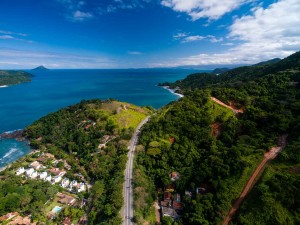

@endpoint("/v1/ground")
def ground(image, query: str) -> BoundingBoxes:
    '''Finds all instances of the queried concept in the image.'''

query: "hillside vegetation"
[0,99,150,224]
[0,70,33,86]
[137,51,300,225]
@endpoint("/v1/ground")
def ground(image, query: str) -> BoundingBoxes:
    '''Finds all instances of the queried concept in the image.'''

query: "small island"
[32,65,49,71]
[0,70,33,87]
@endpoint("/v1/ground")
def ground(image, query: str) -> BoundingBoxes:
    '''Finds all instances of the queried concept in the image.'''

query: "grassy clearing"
[113,109,148,130]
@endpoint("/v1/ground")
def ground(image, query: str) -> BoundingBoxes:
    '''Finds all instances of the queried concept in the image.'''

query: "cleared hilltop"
[0,70,33,86]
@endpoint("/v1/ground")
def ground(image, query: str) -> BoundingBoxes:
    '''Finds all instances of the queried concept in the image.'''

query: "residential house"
[62,217,72,225]
[196,187,206,195]
[165,184,175,192]
[7,215,36,225]
[170,172,180,181]
[16,167,25,175]
[164,191,172,201]
[173,201,183,210]
[162,207,178,218]
[57,193,76,206]
[77,216,88,225]
[36,157,47,163]
[29,161,42,170]
[160,201,170,207]
[174,193,181,202]
[98,143,106,150]
[0,212,19,222]
[26,168,34,177]
[45,174,52,182]
[49,168,66,177]
[52,175,62,184]
[77,182,86,192]
[44,153,55,159]
[70,180,77,188]
[39,171,48,180]
[185,190,192,197]
[61,178,70,188]
[30,171,38,179]
[102,135,111,143]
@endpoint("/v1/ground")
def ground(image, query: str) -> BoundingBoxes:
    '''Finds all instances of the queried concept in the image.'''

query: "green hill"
[160,51,300,92]
[0,70,33,86]
[136,51,300,225]
[0,99,150,224]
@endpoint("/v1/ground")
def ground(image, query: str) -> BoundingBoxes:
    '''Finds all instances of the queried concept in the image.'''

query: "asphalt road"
[122,116,150,225]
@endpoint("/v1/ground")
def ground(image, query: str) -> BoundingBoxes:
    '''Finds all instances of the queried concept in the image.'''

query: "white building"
[30,171,38,179]
[16,167,25,175]
[26,168,34,176]
[52,175,62,184]
[69,180,78,191]
[61,178,70,188]
[45,175,52,182]
[78,182,86,192]
[39,171,48,180]
[70,180,77,188]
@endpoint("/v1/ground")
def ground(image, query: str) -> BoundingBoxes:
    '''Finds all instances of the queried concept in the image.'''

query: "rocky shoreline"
[0,130,26,141]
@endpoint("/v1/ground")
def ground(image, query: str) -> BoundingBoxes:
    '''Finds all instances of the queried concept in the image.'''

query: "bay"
[0,68,203,167]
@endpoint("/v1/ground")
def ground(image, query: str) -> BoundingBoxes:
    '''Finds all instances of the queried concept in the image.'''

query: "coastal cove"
[0,69,204,167]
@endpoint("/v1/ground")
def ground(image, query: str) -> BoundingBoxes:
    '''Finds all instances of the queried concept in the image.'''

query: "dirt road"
[222,135,288,225]
[211,97,243,114]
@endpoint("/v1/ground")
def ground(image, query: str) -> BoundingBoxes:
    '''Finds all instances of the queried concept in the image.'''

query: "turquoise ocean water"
[0,69,203,167]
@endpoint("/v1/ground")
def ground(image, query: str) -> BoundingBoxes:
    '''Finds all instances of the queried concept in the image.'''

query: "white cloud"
[0,33,33,43]
[173,32,188,40]
[207,35,223,43]
[128,51,143,55]
[155,0,300,67]
[71,10,93,21]
[174,33,223,43]
[55,0,94,22]
[161,0,252,20]
[182,35,205,43]
[0,30,27,37]
[0,35,14,40]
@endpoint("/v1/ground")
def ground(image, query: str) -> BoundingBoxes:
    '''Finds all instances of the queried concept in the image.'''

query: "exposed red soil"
[211,97,244,114]
[222,134,288,225]
[211,122,222,137]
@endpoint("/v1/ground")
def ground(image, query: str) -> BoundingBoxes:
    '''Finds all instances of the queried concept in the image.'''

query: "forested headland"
[0,99,150,224]
[135,51,300,225]
[0,70,33,86]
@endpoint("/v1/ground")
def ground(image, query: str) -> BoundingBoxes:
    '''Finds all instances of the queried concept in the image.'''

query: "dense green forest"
[0,70,33,86]
[136,51,300,224]
[0,99,150,224]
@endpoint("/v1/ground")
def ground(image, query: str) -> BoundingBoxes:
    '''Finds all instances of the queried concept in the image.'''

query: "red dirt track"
[222,135,288,225]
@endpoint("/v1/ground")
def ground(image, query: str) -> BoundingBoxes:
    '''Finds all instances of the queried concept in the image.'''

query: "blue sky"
[0,0,299,69]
